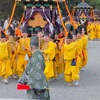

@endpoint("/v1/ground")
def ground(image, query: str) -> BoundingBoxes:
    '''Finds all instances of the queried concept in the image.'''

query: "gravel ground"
[0,41,100,100]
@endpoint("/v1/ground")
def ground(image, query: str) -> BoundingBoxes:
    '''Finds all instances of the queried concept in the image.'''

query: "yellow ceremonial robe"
[82,35,88,67]
[88,23,96,40]
[54,42,63,78]
[59,38,65,73]
[0,41,12,79]
[17,37,30,77]
[64,42,79,83]
[76,38,84,72]
[97,24,100,39]
[41,41,56,80]
[8,39,19,76]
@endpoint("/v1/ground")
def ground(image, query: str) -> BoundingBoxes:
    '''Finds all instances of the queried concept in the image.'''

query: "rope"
[18,13,24,29]
[56,0,68,37]
[90,8,95,20]
[92,9,95,20]
[63,0,77,29]
[71,8,75,17]
[4,0,17,33]
[43,8,54,34]
[90,9,93,17]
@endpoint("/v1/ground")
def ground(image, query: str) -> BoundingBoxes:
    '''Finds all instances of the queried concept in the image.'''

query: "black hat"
[73,29,78,35]
[8,27,14,36]
[65,17,70,22]
[70,25,74,32]
[50,33,54,39]
[50,30,59,39]
[67,32,73,39]
[44,30,49,36]
[78,25,86,34]
[27,26,33,34]
[77,25,82,34]
[30,36,39,47]
[35,26,42,34]
[32,28,35,33]
[1,31,6,38]
[66,24,74,32]
[66,24,71,30]
[29,27,35,34]
[27,27,35,37]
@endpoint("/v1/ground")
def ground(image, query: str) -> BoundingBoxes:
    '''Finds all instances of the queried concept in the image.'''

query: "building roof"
[94,9,100,13]
[94,9,100,17]
[15,0,61,2]
[76,1,92,9]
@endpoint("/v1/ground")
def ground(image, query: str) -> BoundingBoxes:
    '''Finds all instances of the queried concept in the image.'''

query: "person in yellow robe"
[64,33,79,86]
[76,32,83,72]
[88,20,96,40]
[94,20,98,39]
[17,29,30,78]
[76,25,88,71]
[53,31,61,79]
[7,27,19,78]
[41,31,56,81]
[97,20,100,39]
[0,31,12,84]
[54,30,65,79]
[11,38,20,78]
[59,29,65,74]
[81,28,88,68]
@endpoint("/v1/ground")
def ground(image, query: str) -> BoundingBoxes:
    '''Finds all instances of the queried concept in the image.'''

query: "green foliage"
[15,2,24,20]
[67,0,100,9]
[0,0,24,20]
[59,0,100,16]
[0,0,100,20]
[89,0,100,9]
[0,0,14,19]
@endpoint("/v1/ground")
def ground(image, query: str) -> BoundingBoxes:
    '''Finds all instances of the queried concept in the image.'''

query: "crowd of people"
[0,16,89,99]
[0,17,88,87]
[87,19,100,40]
